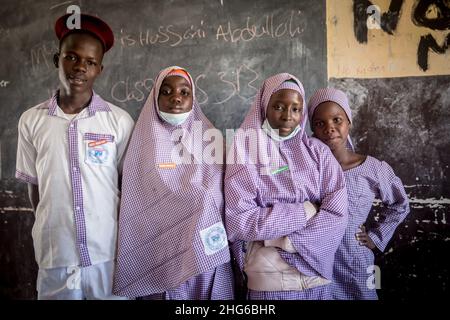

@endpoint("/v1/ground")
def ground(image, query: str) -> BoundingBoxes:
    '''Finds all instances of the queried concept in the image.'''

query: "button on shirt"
[16,92,134,269]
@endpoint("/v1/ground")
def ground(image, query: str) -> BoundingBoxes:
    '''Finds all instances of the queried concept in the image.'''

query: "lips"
[164,106,185,113]
[325,136,340,143]
[68,74,87,85]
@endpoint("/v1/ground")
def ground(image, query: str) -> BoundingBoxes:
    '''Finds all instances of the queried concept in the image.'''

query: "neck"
[331,146,353,167]
[58,89,93,114]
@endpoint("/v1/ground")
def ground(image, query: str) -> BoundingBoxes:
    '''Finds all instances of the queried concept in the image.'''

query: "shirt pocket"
[83,133,116,167]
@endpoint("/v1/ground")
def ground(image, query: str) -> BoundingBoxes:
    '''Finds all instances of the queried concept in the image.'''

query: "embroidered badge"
[271,165,289,175]
[200,222,228,255]
[88,139,107,147]
[87,145,109,164]
[158,163,177,169]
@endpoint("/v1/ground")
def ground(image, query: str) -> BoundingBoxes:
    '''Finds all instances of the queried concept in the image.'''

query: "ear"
[53,53,59,68]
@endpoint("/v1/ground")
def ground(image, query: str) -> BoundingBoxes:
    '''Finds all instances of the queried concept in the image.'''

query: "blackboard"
[0,0,326,180]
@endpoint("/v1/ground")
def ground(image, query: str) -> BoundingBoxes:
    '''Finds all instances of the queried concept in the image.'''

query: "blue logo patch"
[200,222,228,255]
[87,146,109,164]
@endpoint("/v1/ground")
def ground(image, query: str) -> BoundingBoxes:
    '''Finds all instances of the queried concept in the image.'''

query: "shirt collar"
[41,90,111,117]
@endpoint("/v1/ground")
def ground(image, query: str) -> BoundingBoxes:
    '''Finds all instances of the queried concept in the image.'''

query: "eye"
[334,117,343,123]
[181,89,191,96]
[64,55,76,61]
[160,88,170,95]
[313,120,324,128]
[87,60,97,66]
[273,104,283,111]
[292,107,302,113]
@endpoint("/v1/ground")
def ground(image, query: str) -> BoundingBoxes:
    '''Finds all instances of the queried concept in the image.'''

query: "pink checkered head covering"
[165,68,192,87]
[273,79,303,95]
[224,73,349,281]
[307,87,355,151]
[113,66,230,298]
[225,73,306,168]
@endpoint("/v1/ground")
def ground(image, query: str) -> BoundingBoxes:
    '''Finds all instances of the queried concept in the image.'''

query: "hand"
[264,236,296,253]
[304,201,319,220]
[355,225,376,250]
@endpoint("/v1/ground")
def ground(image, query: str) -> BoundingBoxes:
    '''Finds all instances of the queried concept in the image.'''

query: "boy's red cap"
[55,13,114,52]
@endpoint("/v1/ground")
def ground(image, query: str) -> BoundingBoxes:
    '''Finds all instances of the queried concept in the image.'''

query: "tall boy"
[15,13,134,299]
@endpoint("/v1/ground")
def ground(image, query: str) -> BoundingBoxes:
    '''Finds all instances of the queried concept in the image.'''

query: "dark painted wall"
[330,76,450,299]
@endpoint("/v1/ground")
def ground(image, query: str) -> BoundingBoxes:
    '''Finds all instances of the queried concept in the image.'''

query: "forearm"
[27,183,39,212]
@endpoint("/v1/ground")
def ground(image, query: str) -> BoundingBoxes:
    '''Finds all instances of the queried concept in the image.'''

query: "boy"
[15,13,134,299]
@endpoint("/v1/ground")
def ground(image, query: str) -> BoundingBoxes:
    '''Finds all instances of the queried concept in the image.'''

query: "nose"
[170,93,182,104]
[281,108,292,121]
[73,60,87,73]
[324,122,335,134]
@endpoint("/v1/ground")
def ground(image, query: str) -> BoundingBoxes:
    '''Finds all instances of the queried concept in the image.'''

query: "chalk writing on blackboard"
[110,64,260,106]
[119,10,305,48]
[0,80,10,88]
[49,1,75,11]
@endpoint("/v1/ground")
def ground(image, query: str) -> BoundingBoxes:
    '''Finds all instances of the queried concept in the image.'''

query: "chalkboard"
[0,0,326,180]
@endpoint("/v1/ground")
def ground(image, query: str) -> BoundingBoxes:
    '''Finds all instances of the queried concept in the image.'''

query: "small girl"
[224,73,349,300]
[308,87,410,300]
[113,66,234,300]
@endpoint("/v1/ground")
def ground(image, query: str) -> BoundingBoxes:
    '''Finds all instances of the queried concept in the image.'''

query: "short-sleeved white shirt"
[16,92,134,269]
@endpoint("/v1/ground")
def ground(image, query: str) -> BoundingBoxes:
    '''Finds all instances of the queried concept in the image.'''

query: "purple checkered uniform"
[113,66,234,299]
[224,73,349,300]
[308,88,410,300]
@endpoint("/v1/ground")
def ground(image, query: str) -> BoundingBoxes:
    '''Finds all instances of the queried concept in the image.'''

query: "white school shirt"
[16,92,134,269]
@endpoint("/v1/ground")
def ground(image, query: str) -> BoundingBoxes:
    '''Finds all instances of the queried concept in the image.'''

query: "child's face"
[312,101,351,152]
[158,76,193,114]
[57,33,104,95]
[266,89,303,136]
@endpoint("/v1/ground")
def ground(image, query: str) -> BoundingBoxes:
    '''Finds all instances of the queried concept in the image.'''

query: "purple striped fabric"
[84,133,115,142]
[142,263,234,300]
[307,88,410,299]
[224,73,349,300]
[113,66,233,299]
[42,91,111,116]
[15,169,38,185]
[307,87,354,151]
[332,157,410,300]
[68,119,92,267]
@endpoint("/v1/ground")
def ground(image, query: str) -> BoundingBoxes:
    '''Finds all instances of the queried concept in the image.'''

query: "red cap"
[55,13,114,52]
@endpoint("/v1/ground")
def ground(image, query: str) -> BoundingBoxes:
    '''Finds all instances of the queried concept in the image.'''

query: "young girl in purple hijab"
[113,66,234,300]
[308,87,410,300]
[224,73,349,300]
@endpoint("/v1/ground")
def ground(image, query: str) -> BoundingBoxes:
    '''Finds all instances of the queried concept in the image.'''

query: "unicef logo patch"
[200,222,228,255]
[87,146,109,164]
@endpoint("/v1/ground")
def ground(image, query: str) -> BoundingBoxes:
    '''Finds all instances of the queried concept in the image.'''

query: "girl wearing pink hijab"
[308,87,410,299]
[113,66,234,300]
[225,73,349,300]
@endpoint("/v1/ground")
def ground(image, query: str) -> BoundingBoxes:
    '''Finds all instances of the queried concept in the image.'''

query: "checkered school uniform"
[113,66,234,300]
[224,73,349,300]
[16,92,134,298]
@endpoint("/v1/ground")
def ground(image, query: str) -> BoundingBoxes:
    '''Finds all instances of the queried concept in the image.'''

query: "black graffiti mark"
[412,0,450,31]
[353,0,404,43]
[417,33,450,70]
